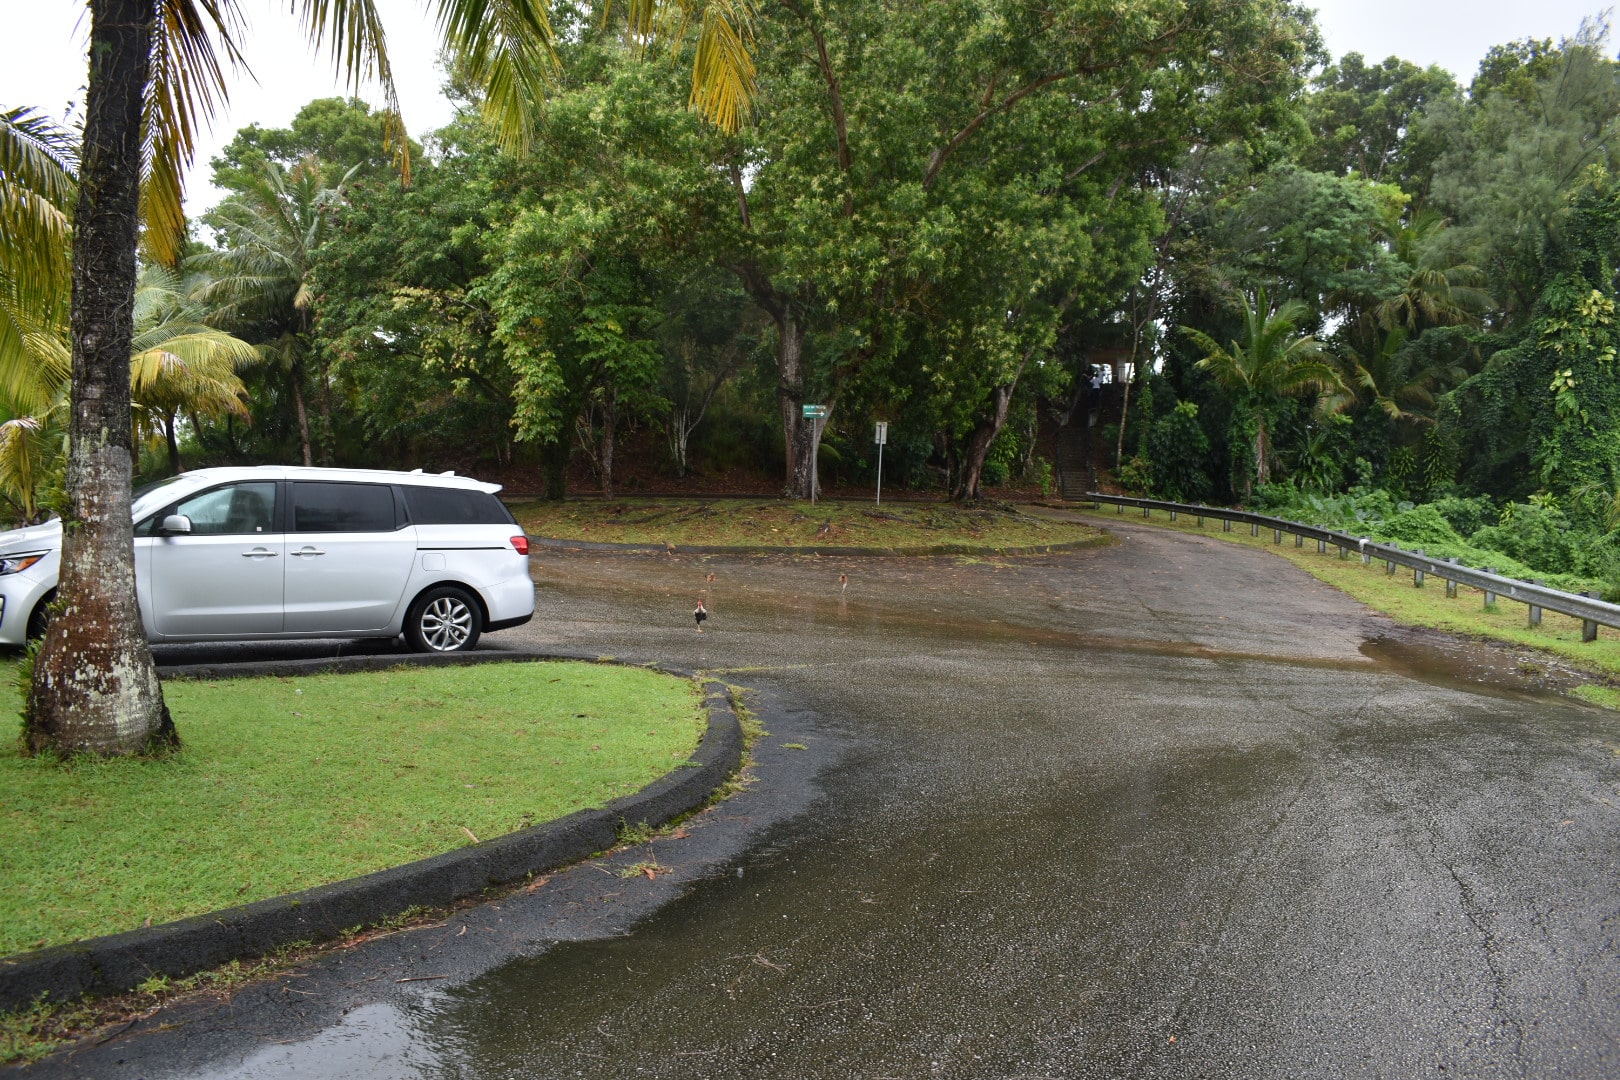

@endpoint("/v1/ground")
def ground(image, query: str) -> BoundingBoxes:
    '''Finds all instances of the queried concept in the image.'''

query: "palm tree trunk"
[291,368,313,467]
[1255,419,1270,489]
[24,0,176,757]
[165,412,181,474]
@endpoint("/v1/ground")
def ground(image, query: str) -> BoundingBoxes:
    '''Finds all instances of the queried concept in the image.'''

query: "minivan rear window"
[292,482,398,533]
[403,487,514,525]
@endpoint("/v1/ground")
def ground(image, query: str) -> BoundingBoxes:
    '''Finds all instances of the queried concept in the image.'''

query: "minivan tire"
[406,586,483,653]
[25,591,55,641]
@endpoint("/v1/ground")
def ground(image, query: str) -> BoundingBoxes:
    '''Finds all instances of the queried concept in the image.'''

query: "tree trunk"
[291,367,313,467]
[956,381,1017,501]
[777,311,809,496]
[1115,373,1133,471]
[599,391,617,500]
[542,437,568,500]
[1254,418,1270,489]
[318,355,333,466]
[668,404,692,477]
[25,0,176,758]
[164,412,181,474]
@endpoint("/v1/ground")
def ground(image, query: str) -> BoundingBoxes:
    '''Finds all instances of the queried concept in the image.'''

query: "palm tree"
[192,156,354,466]
[1325,325,1466,426]
[1182,290,1344,497]
[129,265,257,472]
[25,0,760,758]
[1373,209,1492,333]
[0,263,255,527]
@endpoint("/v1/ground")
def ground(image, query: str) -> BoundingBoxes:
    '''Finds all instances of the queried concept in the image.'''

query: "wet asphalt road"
[30,517,1620,1079]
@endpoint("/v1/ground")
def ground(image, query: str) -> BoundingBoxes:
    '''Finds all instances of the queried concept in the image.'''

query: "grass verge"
[1079,506,1620,688]
[511,497,1104,551]
[0,660,706,959]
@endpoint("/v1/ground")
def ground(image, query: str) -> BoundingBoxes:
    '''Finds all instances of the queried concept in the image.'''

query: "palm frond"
[434,0,559,154]
[129,339,253,416]
[0,108,75,360]
[290,0,411,178]
[690,3,756,134]
[0,407,64,524]
[614,0,756,133]
[142,0,249,265]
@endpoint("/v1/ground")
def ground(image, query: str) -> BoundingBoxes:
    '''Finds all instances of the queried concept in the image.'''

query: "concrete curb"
[0,652,743,1014]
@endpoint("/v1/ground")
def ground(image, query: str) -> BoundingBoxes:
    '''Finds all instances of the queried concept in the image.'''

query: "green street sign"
[802,404,828,419]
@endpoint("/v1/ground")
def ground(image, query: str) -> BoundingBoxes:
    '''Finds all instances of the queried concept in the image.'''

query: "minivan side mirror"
[161,514,193,535]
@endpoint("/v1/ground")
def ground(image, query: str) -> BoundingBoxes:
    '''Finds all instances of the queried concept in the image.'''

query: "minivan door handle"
[291,546,326,558]
[241,547,279,559]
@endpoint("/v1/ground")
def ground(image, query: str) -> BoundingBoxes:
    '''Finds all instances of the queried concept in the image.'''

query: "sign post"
[874,421,888,506]
[802,404,829,504]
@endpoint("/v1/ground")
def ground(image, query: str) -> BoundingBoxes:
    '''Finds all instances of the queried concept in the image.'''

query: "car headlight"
[0,551,48,576]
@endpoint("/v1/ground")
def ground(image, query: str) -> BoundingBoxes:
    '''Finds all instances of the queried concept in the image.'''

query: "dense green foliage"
[73,0,1319,504]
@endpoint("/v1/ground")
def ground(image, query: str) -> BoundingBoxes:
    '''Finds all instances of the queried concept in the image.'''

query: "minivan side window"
[291,482,398,533]
[146,482,277,536]
[402,486,514,525]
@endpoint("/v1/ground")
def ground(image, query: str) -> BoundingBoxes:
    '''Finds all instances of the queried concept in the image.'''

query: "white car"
[0,466,535,652]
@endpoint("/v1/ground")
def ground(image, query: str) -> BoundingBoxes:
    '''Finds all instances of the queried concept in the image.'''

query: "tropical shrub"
[1469,502,1581,576]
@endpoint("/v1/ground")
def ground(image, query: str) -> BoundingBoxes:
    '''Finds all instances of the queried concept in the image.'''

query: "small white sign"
[874,422,889,445]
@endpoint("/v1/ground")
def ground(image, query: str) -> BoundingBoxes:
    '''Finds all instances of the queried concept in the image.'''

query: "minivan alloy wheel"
[408,586,483,652]
[421,596,472,649]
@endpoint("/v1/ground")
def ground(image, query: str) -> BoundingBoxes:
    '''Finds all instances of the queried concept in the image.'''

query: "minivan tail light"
[510,535,529,555]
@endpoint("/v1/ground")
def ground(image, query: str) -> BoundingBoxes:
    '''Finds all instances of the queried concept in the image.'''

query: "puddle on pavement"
[1360,630,1601,705]
[205,742,1315,1079]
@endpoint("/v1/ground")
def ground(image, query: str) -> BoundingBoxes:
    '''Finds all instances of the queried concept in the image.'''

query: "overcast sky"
[2,0,1613,215]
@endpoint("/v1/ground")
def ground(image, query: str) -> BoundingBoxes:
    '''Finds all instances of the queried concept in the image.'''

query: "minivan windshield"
[130,475,197,519]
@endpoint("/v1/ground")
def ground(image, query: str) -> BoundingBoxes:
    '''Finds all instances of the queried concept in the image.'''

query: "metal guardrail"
[1084,492,1620,642]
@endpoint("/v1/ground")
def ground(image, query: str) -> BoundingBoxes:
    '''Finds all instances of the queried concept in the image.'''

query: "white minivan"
[0,466,535,652]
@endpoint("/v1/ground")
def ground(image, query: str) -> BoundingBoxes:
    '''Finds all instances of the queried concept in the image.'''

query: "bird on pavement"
[694,599,707,632]
[838,573,848,592]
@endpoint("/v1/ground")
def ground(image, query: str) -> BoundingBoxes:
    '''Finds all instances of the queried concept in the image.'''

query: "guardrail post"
[1483,569,1496,608]
[1250,522,1259,537]
[1317,538,1325,553]
[1386,556,1396,575]
[1273,528,1282,543]
[1223,519,1231,532]
[1143,505,1150,518]
[1413,549,1425,588]
[1529,580,1543,627]
[1116,502,1123,514]
[1446,558,1458,598]
[1339,544,1349,559]
[1295,533,1303,547]
[1361,543,1371,565]
[1583,592,1600,641]
[1170,510,1177,521]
